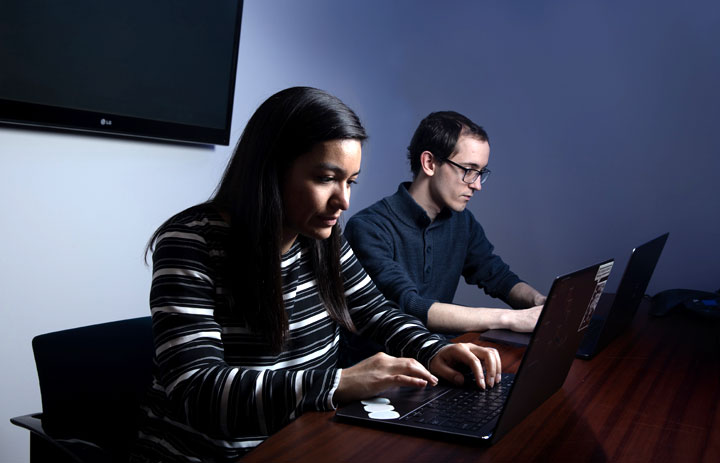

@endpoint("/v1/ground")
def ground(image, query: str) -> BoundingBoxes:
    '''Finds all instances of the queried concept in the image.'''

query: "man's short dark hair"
[407,111,489,177]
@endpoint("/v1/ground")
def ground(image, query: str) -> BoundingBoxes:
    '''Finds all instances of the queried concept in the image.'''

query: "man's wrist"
[494,308,515,330]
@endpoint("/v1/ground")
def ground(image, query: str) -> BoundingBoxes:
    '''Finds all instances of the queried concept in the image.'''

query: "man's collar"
[385,182,451,228]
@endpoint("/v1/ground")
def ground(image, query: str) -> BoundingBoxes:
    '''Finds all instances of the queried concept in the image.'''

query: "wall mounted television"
[0,0,244,146]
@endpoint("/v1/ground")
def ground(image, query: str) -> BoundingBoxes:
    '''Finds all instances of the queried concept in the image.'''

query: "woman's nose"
[333,184,351,210]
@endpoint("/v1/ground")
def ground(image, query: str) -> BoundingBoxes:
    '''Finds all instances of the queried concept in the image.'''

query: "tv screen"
[0,0,243,145]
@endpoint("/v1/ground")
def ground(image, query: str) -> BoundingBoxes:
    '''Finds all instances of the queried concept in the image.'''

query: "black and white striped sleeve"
[339,238,449,368]
[148,220,341,441]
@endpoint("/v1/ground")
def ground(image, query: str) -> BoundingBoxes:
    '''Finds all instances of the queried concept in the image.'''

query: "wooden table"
[244,302,720,462]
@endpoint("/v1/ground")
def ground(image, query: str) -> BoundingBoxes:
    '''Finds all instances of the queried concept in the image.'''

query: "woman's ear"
[419,151,437,177]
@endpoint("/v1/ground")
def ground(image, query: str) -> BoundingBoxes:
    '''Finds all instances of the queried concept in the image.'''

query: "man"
[344,111,545,348]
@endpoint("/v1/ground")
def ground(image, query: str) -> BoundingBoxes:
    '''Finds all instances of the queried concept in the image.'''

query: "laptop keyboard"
[398,374,514,432]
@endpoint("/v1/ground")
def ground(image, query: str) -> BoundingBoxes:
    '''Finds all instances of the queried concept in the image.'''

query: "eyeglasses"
[444,159,491,184]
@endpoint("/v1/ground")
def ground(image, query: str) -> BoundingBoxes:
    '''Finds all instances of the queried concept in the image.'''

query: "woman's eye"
[318,176,334,183]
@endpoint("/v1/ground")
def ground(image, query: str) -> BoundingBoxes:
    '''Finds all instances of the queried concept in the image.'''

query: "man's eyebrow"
[316,162,361,176]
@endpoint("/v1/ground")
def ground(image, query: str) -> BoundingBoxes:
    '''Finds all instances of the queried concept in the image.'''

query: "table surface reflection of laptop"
[335,260,614,445]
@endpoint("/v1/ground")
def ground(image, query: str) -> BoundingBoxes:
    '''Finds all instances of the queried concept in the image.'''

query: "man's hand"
[507,282,546,309]
[501,305,543,332]
[429,343,501,390]
[334,352,439,404]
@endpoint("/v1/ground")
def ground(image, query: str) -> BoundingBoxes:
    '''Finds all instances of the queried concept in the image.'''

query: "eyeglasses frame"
[444,158,491,184]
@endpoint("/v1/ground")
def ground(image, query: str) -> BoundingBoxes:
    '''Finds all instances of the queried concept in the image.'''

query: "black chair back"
[32,317,154,460]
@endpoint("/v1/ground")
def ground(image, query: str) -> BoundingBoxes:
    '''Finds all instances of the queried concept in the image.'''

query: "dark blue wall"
[238,0,719,306]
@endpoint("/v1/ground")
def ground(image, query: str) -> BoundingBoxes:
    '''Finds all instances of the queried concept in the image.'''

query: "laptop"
[480,233,668,359]
[576,233,668,358]
[335,260,614,444]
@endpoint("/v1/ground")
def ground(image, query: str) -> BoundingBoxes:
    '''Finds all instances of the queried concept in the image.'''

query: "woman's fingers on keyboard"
[430,343,501,390]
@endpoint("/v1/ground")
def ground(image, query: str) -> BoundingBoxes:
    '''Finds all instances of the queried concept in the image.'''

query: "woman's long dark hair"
[147,87,367,352]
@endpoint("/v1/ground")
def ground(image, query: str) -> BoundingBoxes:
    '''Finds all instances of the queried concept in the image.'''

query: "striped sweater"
[132,205,448,462]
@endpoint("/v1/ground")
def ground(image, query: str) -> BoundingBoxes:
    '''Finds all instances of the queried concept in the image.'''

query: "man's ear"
[419,151,437,177]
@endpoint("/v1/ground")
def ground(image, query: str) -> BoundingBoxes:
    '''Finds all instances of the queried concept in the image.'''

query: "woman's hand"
[429,343,501,390]
[333,352,439,404]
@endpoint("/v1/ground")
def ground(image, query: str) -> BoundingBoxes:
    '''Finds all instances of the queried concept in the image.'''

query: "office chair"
[10,317,154,463]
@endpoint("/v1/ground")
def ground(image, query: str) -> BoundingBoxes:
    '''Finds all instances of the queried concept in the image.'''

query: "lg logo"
[100,118,113,126]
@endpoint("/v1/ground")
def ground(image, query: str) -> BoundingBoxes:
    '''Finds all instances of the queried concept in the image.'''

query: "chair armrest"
[10,413,55,439]
[10,413,111,463]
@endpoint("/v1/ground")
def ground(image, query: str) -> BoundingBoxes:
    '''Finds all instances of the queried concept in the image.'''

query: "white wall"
[2,1,719,460]
[0,126,232,460]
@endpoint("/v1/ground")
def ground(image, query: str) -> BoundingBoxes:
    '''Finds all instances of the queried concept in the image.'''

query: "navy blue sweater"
[345,183,521,324]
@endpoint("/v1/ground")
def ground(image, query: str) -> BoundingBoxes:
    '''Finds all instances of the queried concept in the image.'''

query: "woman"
[132,87,501,462]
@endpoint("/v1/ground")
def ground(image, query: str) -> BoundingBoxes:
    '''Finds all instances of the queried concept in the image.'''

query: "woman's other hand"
[429,343,501,390]
[333,352,438,404]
